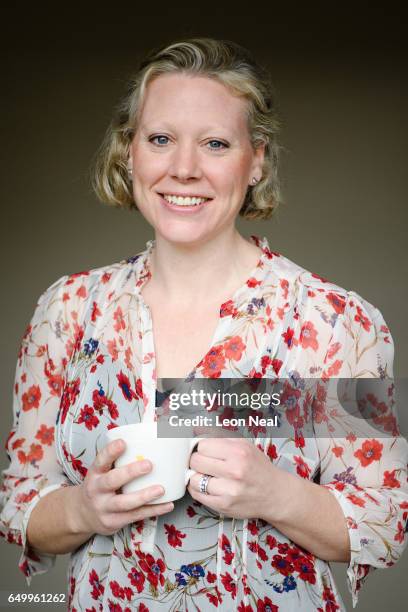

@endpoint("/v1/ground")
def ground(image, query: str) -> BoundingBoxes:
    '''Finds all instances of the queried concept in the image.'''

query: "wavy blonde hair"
[91,37,281,220]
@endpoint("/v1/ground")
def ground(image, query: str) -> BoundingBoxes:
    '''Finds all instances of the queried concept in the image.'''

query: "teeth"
[163,194,209,206]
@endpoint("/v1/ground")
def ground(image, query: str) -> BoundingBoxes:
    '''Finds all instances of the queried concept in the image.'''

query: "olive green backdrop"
[1,4,407,610]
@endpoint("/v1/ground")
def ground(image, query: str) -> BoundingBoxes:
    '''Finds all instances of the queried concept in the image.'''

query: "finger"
[99,458,152,492]
[189,452,229,479]
[187,484,224,511]
[93,439,127,475]
[189,473,225,497]
[109,485,167,512]
[191,437,235,460]
[113,502,175,528]
[194,426,241,439]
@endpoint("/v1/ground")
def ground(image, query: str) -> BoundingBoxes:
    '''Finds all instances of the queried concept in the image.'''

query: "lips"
[158,193,213,213]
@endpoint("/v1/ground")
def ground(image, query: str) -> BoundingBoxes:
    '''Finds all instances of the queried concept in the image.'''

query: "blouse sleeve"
[0,274,75,586]
[314,291,408,608]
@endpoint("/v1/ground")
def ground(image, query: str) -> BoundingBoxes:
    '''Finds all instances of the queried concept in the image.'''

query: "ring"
[199,473,212,495]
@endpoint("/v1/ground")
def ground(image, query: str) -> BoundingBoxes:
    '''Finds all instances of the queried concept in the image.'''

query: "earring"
[127,167,133,176]
[251,177,259,185]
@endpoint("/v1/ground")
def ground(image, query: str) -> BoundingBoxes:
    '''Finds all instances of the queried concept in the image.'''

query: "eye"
[149,135,170,146]
[207,140,228,150]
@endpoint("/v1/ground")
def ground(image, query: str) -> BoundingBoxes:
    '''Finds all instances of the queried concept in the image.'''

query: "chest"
[147,301,222,379]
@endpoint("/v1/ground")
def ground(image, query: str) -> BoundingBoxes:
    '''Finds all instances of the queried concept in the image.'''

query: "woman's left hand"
[187,436,282,520]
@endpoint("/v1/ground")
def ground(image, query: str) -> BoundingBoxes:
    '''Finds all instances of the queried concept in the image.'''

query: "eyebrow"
[140,123,237,137]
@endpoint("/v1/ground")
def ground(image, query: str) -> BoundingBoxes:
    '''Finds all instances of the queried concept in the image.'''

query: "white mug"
[105,422,202,504]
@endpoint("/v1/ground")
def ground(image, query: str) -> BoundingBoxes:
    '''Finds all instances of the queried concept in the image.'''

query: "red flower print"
[46,373,63,397]
[224,336,246,361]
[76,284,87,298]
[267,442,278,460]
[117,371,137,401]
[247,520,259,535]
[394,521,405,544]
[89,568,105,600]
[70,452,88,478]
[312,272,328,283]
[293,556,316,584]
[18,443,43,466]
[256,596,278,611]
[220,534,234,564]
[206,589,223,607]
[137,553,166,589]
[15,489,38,504]
[271,554,294,576]
[207,571,217,583]
[248,540,268,561]
[127,568,145,593]
[295,431,305,448]
[109,580,133,601]
[60,378,80,424]
[322,359,343,379]
[326,292,346,315]
[107,338,119,361]
[299,321,318,351]
[201,346,226,378]
[220,572,237,599]
[247,277,261,288]
[294,456,311,479]
[332,446,343,458]
[322,586,340,611]
[186,505,196,517]
[280,278,289,299]
[35,424,54,446]
[354,439,383,467]
[237,603,252,612]
[326,341,341,361]
[354,306,372,331]
[113,306,126,333]
[91,301,102,323]
[77,405,100,431]
[383,469,400,488]
[266,534,277,549]
[347,494,366,507]
[21,385,41,412]
[220,299,238,318]
[138,604,149,612]
[282,327,295,349]
[164,523,186,548]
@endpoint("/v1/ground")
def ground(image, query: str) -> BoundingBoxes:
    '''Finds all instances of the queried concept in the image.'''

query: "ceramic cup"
[105,422,202,503]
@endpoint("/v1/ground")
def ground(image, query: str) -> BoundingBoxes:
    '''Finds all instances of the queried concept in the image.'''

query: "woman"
[0,38,407,611]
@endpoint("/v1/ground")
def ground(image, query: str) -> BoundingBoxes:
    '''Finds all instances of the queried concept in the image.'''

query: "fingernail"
[152,486,164,497]
[140,460,151,472]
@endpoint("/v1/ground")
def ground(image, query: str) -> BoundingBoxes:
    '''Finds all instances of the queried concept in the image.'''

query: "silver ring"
[199,473,212,495]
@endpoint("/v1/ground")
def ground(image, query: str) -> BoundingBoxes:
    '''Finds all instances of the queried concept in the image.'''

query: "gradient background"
[1,5,407,610]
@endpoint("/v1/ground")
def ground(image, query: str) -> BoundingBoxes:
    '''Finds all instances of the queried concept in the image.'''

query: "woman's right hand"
[75,439,174,536]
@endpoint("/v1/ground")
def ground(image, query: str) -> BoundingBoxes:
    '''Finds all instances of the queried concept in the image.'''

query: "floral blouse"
[1,235,407,612]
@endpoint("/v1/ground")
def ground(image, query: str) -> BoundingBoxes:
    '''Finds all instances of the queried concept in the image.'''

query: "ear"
[250,143,266,183]
[127,151,133,172]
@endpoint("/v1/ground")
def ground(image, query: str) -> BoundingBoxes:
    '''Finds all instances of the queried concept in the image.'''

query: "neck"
[144,228,262,306]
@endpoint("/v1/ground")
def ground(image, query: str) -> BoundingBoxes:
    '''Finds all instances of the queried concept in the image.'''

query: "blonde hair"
[91,37,281,220]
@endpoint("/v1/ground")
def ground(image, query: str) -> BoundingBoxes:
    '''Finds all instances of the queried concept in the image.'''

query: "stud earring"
[251,177,259,185]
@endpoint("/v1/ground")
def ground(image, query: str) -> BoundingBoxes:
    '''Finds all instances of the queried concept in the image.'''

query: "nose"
[168,141,203,181]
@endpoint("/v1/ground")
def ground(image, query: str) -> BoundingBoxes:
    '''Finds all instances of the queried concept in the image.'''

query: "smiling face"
[128,73,265,246]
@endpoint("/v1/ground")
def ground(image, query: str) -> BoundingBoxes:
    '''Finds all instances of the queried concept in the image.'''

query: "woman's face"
[128,73,265,246]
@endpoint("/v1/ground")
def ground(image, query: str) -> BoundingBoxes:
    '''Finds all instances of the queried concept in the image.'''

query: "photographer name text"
[168,414,279,427]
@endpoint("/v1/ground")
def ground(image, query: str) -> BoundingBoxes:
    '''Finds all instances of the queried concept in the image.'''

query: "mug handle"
[184,437,204,485]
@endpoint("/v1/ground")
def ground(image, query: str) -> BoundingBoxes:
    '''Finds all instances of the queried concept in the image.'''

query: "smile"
[162,194,211,206]
[158,193,213,213]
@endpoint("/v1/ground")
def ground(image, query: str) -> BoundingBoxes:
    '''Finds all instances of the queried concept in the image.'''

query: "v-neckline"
[135,235,272,386]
